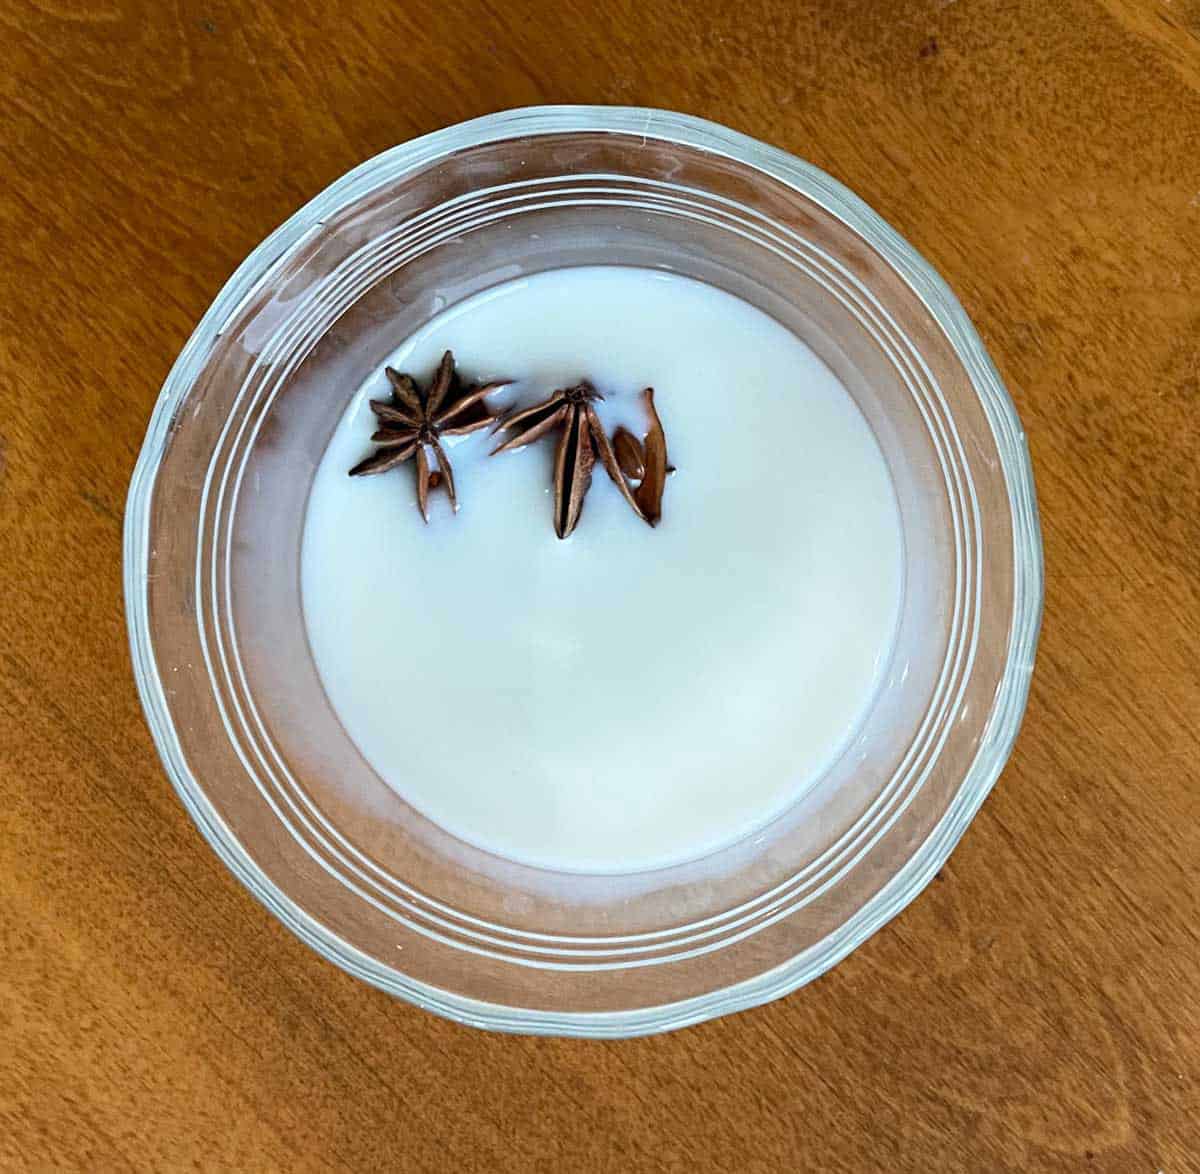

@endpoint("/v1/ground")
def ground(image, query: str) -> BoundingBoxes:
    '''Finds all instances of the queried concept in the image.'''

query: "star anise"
[348,350,509,521]
[611,388,671,527]
[491,380,669,538]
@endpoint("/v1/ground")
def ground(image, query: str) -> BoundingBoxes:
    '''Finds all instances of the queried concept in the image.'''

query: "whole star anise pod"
[491,380,667,538]
[348,350,509,521]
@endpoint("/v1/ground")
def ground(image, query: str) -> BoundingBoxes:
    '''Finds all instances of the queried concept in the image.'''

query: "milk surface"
[301,267,903,872]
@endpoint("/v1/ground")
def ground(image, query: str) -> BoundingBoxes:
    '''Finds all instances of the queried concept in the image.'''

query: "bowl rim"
[124,104,1043,1037]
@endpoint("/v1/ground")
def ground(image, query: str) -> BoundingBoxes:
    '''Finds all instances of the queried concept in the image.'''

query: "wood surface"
[2,0,1198,1169]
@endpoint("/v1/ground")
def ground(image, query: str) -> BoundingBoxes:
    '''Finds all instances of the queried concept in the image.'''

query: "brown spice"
[630,388,670,526]
[348,350,509,522]
[491,380,644,538]
[612,428,645,481]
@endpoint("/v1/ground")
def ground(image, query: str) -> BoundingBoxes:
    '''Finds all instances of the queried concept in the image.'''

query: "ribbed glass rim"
[124,105,1043,1036]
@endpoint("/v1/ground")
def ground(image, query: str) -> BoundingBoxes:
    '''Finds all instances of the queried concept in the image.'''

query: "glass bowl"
[124,106,1042,1036]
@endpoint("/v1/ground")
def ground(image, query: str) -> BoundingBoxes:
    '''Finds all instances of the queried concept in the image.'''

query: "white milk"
[301,267,903,873]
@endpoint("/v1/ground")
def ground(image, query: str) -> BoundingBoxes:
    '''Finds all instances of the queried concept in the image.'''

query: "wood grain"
[2,0,1198,1169]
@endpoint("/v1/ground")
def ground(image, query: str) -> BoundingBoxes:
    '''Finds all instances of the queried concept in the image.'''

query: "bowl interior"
[130,110,1037,1029]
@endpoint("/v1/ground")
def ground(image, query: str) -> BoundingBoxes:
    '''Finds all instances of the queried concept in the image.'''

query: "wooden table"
[3,1,1197,1169]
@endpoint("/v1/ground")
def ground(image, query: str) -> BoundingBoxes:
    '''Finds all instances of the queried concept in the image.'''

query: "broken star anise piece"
[491,379,644,539]
[611,388,672,527]
[612,427,645,481]
[348,350,509,522]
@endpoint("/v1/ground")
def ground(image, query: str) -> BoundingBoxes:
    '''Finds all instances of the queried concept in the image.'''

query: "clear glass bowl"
[124,107,1042,1036]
